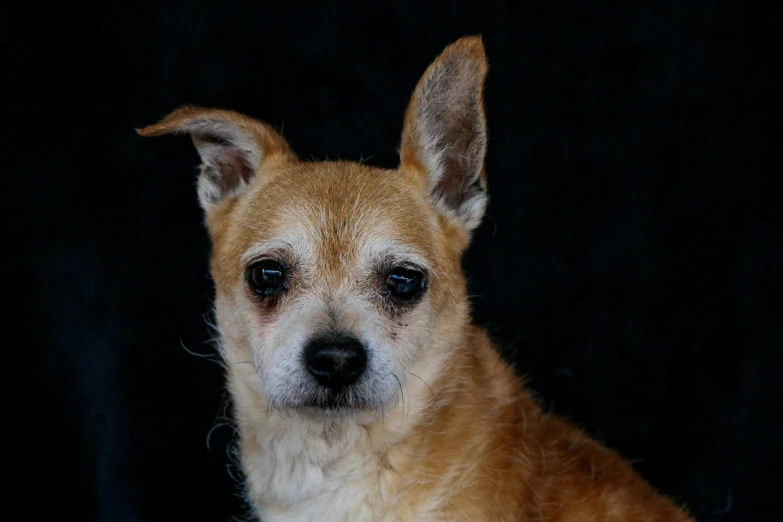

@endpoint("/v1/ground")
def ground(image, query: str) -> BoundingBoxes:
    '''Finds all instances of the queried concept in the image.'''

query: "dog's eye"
[385,267,425,300]
[247,260,286,296]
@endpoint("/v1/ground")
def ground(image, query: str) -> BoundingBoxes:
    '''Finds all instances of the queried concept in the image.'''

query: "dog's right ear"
[136,106,295,211]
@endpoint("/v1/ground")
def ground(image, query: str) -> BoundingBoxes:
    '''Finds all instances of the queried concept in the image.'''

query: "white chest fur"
[241,417,401,522]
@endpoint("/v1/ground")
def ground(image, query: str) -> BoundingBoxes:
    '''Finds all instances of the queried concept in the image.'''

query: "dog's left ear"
[400,36,489,233]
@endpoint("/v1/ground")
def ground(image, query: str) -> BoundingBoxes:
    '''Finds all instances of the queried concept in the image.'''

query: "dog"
[137,36,694,522]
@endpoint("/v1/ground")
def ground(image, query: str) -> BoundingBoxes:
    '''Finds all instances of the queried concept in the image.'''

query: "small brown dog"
[138,37,694,522]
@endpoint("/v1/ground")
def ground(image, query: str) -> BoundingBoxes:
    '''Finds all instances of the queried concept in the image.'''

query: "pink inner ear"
[212,146,255,195]
[433,108,483,209]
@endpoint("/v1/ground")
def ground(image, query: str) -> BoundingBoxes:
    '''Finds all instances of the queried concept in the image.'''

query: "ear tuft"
[400,36,489,233]
[136,106,294,211]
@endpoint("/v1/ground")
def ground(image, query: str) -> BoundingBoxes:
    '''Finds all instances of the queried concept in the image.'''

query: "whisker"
[392,372,406,421]
[410,372,436,400]
[179,340,222,364]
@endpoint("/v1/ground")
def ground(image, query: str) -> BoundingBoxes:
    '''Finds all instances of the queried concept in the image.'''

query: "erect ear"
[136,106,295,211]
[400,36,489,233]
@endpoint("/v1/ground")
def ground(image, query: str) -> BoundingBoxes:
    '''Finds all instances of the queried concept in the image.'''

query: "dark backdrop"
[7,1,781,521]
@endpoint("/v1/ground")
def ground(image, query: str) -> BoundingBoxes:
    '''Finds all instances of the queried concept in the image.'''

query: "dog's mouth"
[265,366,397,415]
[300,386,374,411]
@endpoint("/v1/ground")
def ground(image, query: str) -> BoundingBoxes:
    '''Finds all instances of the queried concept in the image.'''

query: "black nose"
[304,335,367,388]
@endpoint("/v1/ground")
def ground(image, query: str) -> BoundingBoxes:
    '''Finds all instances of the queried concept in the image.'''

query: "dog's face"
[208,160,460,413]
[138,37,489,415]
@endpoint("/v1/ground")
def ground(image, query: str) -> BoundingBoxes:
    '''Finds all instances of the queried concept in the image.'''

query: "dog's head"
[138,37,489,416]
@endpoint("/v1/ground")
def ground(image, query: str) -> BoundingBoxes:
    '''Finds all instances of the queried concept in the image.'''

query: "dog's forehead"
[234,161,438,269]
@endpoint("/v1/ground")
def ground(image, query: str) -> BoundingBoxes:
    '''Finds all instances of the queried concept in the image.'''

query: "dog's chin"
[304,391,363,409]
[304,388,374,412]
[275,385,389,420]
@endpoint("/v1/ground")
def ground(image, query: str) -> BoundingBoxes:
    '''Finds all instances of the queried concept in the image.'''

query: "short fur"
[138,37,694,521]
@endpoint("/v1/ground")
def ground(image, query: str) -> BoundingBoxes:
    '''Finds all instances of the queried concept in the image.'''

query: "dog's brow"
[366,240,431,270]
[241,239,301,263]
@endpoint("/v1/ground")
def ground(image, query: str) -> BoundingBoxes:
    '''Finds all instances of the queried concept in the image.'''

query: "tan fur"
[137,36,694,521]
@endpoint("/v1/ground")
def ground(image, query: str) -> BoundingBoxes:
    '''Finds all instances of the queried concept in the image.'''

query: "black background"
[8,1,781,521]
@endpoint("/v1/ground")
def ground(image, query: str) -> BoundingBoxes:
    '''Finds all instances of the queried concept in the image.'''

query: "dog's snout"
[304,335,367,388]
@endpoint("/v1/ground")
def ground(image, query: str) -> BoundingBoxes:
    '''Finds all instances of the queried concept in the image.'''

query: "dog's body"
[139,37,693,521]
